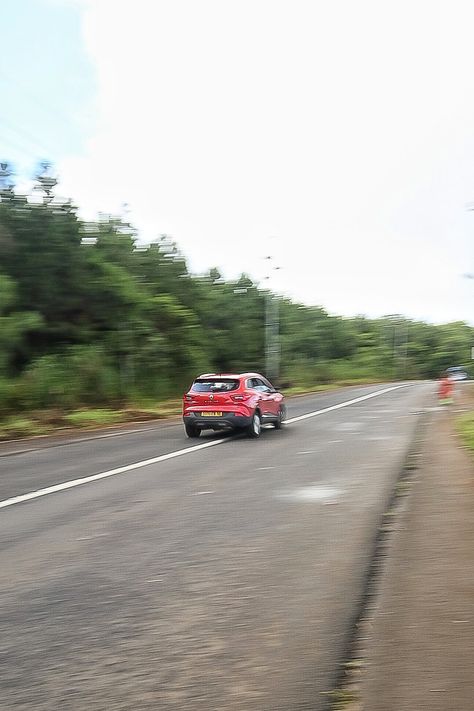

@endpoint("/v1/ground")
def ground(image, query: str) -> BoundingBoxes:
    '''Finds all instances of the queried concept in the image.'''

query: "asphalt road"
[0,383,432,710]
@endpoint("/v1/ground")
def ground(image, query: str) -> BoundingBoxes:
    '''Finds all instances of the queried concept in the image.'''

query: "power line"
[0,69,74,127]
[0,116,52,158]
[0,132,43,164]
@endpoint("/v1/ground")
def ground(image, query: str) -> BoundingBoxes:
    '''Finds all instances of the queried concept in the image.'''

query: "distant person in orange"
[438,371,454,405]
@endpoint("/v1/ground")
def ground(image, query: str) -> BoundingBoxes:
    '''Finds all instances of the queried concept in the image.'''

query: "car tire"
[184,423,201,438]
[274,405,286,430]
[247,411,261,438]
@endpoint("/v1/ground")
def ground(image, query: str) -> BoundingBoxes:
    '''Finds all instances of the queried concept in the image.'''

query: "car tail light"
[184,394,193,402]
[231,393,249,402]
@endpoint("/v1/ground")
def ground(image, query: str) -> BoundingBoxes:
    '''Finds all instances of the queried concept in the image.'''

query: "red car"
[183,372,286,438]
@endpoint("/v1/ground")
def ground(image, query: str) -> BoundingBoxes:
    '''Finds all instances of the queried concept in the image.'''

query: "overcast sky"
[3,0,474,323]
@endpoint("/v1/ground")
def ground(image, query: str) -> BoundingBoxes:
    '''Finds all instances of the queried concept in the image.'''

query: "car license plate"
[201,411,222,417]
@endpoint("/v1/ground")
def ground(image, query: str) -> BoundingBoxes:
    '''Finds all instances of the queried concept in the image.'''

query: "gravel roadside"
[359,387,474,711]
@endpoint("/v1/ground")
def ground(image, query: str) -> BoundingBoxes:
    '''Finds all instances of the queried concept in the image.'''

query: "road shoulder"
[358,393,474,710]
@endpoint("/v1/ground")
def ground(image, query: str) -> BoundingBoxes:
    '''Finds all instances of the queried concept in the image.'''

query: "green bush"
[0,378,16,416]
[15,346,120,410]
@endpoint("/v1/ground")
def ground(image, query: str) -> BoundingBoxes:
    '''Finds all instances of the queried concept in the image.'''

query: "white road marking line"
[0,426,160,458]
[76,533,108,541]
[284,384,408,424]
[0,384,409,510]
[77,426,158,440]
[193,490,215,495]
[333,421,363,431]
[256,466,275,471]
[279,485,340,502]
[0,439,226,510]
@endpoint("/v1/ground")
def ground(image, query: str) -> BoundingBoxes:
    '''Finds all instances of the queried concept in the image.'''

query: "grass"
[284,378,385,397]
[0,401,183,442]
[456,411,474,453]
[64,409,126,428]
[322,689,358,709]
[284,384,338,396]
[0,416,48,440]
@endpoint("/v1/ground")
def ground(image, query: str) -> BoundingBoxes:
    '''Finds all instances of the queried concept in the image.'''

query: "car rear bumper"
[183,412,253,429]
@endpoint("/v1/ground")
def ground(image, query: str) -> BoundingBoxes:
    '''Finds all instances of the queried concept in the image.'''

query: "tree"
[1,162,473,416]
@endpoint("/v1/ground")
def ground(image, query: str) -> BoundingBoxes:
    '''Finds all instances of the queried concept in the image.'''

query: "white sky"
[58,0,474,324]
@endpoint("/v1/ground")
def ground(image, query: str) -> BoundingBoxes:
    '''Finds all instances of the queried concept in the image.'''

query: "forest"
[0,165,472,434]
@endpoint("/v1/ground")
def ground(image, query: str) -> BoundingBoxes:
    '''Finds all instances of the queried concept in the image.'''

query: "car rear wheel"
[274,405,286,430]
[247,411,261,438]
[184,423,201,438]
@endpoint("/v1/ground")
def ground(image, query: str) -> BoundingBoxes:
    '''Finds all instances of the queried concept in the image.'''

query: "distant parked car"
[446,366,469,381]
[182,372,286,438]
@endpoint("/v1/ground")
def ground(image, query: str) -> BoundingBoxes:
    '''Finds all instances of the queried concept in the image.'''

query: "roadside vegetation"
[457,412,474,453]
[455,383,474,454]
[457,413,474,451]
[1,162,473,439]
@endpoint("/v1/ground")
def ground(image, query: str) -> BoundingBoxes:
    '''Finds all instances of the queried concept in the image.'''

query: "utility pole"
[386,313,407,380]
[401,321,409,379]
[264,254,281,384]
[464,202,474,360]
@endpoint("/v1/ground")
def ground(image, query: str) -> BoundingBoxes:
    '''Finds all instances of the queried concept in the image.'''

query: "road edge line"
[0,438,226,510]
[285,384,409,424]
[0,384,411,511]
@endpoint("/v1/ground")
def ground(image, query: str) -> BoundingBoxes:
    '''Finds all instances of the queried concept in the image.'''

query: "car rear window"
[191,379,240,392]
